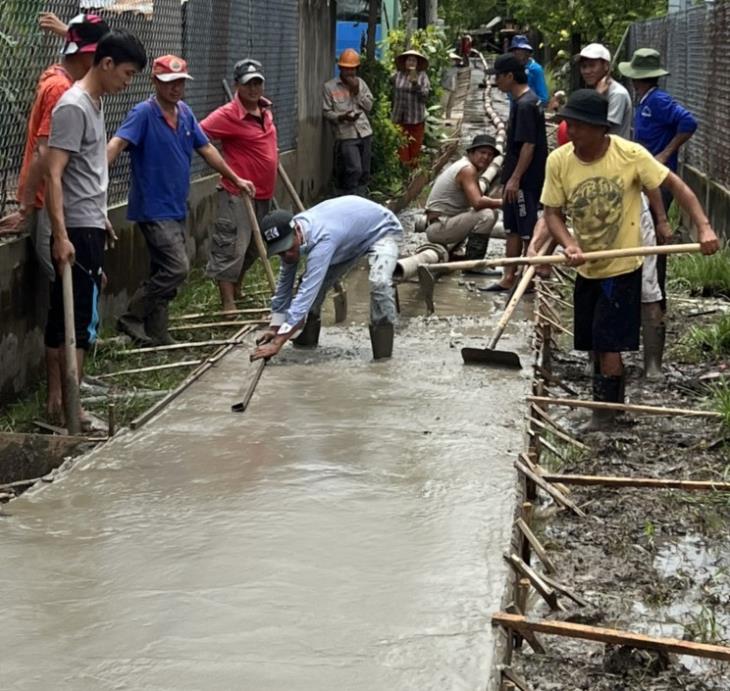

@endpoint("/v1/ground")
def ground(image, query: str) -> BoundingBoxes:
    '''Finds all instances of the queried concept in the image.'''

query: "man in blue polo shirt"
[510,35,548,105]
[108,54,254,345]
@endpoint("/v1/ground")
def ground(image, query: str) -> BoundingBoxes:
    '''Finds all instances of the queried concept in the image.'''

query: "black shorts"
[573,267,642,353]
[502,188,539,240]
[45,227,105,350]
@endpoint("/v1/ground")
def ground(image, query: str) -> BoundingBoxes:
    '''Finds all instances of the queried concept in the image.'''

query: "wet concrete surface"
[0,67,533,691]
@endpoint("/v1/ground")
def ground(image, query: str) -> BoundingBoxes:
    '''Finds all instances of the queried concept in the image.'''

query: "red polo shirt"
[200,95,278,200]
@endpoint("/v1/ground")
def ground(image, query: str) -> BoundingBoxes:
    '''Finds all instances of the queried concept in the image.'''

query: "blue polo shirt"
[115,97,209,222]
[526,58,548,104]
[634,88,697,172]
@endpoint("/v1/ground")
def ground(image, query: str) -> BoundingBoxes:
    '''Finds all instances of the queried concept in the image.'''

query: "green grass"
[709,380,730,429]
[669,247,730,298]
[681,313,730,359]
[0,266,273,433]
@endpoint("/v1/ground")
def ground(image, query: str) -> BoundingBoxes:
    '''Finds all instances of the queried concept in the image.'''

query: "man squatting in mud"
[529,90,719,429]
[251,196,403,362]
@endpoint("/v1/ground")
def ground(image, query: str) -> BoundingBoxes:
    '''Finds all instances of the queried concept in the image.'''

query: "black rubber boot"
[587,373,622,430]
[145,303,176,346]
[117,290,152,346]
[292,315,321,348]
[461,233,492,275]
[642,305,666,381]
[369,321,394,360]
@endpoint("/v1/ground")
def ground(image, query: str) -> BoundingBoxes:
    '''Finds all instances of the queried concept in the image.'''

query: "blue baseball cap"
[509,35,533,52]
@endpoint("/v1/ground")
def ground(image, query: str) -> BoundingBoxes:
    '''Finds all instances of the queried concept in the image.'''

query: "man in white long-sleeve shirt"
[251,196,402,361]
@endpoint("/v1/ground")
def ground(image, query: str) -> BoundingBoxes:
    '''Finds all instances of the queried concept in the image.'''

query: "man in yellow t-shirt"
[540,89,719,428]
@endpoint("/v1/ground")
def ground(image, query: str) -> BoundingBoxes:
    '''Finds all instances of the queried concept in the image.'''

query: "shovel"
[462,240,551,368]
[420,243,704,313]
[242,194,277,293]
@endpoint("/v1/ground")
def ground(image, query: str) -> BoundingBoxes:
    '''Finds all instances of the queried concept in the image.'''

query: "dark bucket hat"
[618,48,669,79]
[557,89,611,128]
[466,134,501,155]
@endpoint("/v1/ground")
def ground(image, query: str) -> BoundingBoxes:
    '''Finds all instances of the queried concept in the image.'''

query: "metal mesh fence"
[628,3,730,190]
[0,0,299,213]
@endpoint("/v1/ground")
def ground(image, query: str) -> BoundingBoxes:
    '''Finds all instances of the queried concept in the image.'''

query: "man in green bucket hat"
[619,47,698,379]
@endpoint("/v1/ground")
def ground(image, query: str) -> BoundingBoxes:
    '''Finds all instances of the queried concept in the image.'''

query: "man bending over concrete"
[108,55,253,346]
[252,197,403,362]
[423,134,502,261]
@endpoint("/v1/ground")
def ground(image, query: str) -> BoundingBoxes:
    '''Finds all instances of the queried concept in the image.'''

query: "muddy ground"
[508,279,730,690]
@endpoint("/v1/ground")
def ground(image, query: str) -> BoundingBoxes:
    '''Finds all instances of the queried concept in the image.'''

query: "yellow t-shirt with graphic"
[540,135,669,279]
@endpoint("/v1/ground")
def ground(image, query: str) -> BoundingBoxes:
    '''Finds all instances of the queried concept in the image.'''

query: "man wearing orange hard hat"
[323,48,374,195]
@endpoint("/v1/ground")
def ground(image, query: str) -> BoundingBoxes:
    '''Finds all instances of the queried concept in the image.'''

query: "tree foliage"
[513,0,667,53]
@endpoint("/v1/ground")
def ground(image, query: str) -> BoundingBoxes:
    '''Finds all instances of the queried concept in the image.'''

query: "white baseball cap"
[578,43,611,62]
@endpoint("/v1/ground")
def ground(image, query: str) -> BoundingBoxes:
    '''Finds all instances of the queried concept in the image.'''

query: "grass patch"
[668,247,730,298]
[681,313,730,359]
[0,266,272,433]
[709,380,730,429]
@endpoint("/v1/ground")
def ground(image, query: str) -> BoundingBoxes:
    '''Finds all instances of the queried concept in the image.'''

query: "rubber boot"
[369,321,394,360]
[642,305,666,381]
[292,315,321,348]
[145,302,176,346]
[462,234,492,275]
[587,373,622,431]
[117,290,152,346]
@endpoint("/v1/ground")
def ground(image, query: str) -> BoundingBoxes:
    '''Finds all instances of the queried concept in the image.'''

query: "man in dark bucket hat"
[535,89,718,429]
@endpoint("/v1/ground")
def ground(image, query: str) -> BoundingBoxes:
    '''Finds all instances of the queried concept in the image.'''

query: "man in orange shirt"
[12,13,109,423]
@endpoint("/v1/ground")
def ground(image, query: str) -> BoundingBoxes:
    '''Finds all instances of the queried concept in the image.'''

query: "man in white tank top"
[424,134,503,260]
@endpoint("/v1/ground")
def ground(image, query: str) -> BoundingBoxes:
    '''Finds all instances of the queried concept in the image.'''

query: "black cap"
[260,210,296,257]
[490,53,523,76]
[557,89,611,128]
[234,58,265,84]
[466,134,501,155]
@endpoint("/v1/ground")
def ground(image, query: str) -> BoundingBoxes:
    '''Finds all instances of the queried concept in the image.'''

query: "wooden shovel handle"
[242,194,277,293]
[435,242,702,273]
[277,162,306,213]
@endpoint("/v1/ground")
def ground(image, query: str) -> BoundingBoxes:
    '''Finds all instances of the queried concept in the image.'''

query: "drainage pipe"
[394,243,450,282]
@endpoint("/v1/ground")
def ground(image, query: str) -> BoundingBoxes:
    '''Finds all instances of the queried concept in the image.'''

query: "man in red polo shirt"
[200,58,278,312]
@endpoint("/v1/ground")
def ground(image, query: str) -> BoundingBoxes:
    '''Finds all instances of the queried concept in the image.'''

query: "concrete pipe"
[393,242,450,282]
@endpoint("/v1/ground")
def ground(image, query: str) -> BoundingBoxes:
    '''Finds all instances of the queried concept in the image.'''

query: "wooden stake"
[529,408,588,450]
[504,553,564,611]
[97,360,203,379]
[536,310,573,337]
[170,307,270,321]
[514,458,586,517]
[491,612,730,662]
[528,395,722,418]
[121,339,244,356]
[540,572,590,608]
[541,473,730,492]
[242,194,276,292]
[169,319,267,332]
[516,518,557,574]
[500,667,532,691]
[534,367,578,396]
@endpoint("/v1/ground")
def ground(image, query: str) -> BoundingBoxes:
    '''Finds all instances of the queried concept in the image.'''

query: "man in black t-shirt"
[485,53,548,291]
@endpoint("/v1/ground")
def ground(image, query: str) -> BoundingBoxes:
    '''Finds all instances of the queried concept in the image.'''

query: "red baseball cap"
[152,55,193,82]
[61,13,110,56]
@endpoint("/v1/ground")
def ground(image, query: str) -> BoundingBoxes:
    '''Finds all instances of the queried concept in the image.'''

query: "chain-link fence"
[0,0,299,213]
[628,3,730,191]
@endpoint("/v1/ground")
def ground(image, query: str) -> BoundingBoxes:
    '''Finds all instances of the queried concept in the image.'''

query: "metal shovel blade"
[461,347,522,369]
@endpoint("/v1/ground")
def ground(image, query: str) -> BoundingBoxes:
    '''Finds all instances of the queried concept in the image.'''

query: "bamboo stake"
[121,339,243,356]
[541,473,730,492]
[96,360,203,379]
[514,458,586,517]
[540,286,573,309]
[528,395,722,418]
[504,553,564,611]
[540,572,590,608]
[536,310,573,337]
[169,319,267,332]
[534,366,579,396]
[491,612,730,662]
[531,404,588,449]
[170,307,270,321]
[515,518,557,574]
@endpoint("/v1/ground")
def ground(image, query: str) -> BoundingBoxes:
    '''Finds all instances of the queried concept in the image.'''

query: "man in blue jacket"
[251,197,403,361]
[510,35,548,105]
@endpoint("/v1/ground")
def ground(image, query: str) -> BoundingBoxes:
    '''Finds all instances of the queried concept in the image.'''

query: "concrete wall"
[0,0,335,409]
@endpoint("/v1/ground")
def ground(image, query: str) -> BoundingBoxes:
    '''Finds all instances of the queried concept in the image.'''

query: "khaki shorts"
[206,190,271,282]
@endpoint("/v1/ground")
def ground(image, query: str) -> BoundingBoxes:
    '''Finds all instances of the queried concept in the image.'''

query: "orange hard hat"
[338,48,361,68]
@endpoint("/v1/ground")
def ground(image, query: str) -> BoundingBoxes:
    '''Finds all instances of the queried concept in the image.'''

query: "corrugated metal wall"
[0,0,300,210]
[629,3,730,190]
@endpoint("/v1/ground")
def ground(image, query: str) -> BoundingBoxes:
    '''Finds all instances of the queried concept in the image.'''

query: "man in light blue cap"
[510,35,548,104]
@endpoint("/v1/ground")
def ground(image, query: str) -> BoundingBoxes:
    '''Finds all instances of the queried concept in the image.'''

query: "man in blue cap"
[251,196,402,361]
[510,35,548,105]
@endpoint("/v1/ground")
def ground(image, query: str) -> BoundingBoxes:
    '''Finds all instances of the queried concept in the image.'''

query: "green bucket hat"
[618,48,669,79]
